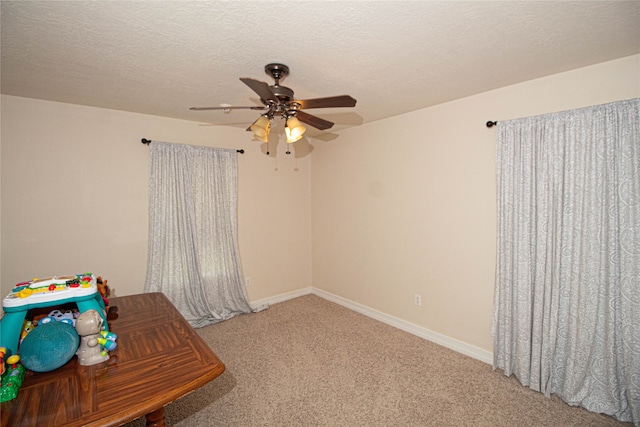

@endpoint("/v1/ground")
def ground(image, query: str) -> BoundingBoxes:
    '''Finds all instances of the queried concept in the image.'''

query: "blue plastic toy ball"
[20,321,80,372]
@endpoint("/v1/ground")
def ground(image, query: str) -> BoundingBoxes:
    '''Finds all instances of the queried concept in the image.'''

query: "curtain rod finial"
[486,121,497,128]
[141,138,152,145]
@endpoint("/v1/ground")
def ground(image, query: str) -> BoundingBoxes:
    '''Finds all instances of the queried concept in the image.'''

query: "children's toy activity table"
[0,275,107,355]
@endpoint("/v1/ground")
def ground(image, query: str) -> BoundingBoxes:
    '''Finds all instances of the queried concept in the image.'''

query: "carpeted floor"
[123,294,630,426]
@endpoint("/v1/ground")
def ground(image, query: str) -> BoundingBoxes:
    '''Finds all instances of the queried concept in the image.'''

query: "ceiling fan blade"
[189,106,267,111]
[296,110,334,130]
[294,95,356,110]
[240,78,279,103]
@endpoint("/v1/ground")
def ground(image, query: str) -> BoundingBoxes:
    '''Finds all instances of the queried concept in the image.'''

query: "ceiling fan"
[189,63,357,144]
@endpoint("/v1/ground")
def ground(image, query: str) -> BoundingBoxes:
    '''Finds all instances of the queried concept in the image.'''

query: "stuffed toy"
[96,276,118,319]
[96,276,109,308]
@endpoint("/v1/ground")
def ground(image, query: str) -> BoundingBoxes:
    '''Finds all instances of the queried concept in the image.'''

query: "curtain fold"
[144,141,259,328]
[492,98,640,424]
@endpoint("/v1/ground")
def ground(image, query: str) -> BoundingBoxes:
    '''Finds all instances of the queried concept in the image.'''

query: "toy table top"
[0,292,226,427]
[3,275,98,311]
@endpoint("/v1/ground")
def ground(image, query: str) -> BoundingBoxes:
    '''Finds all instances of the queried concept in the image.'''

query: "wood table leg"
[145,407,165,427]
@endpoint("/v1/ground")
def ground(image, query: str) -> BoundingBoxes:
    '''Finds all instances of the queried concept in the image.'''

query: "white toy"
[48,309,76,326]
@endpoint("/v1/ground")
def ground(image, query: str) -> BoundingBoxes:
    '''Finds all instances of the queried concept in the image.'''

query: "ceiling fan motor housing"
[270,85,294,104]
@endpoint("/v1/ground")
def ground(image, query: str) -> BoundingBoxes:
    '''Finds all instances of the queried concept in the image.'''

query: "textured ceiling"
[2,1,639,137]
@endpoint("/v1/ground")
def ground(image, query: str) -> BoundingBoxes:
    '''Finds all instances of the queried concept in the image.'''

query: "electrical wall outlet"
[414,294,422,306]
[245,277,251,286]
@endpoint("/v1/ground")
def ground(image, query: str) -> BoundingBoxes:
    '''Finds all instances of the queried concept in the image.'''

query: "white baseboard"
[249,287,313,309]
[250,286,493,365]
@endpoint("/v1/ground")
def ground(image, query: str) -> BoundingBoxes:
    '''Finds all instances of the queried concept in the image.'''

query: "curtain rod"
[141,138,244,154]
[486,121,497,128]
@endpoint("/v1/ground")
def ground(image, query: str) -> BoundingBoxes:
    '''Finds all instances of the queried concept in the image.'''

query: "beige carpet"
[123,294,630,426]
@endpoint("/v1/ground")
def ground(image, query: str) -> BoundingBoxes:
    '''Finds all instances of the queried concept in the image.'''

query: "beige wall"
[0,98,312,301]
[311,54,640,352]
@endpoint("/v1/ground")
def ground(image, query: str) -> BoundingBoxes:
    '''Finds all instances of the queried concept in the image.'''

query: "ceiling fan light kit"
[250,115,271,140]
[190,63,357,153]
[285,116,306,143]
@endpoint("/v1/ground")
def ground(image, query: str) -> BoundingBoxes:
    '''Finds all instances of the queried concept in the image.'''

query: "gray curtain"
[144,141,257,328]
[492,98,640,424]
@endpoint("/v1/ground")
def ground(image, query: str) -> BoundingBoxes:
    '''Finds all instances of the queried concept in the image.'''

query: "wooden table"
[1,292,225,427]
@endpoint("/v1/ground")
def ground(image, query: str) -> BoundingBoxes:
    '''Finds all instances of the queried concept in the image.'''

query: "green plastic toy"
[1,354,26,402]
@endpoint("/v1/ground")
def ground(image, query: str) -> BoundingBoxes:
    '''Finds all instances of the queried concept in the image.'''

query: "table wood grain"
[1,292,225,427]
